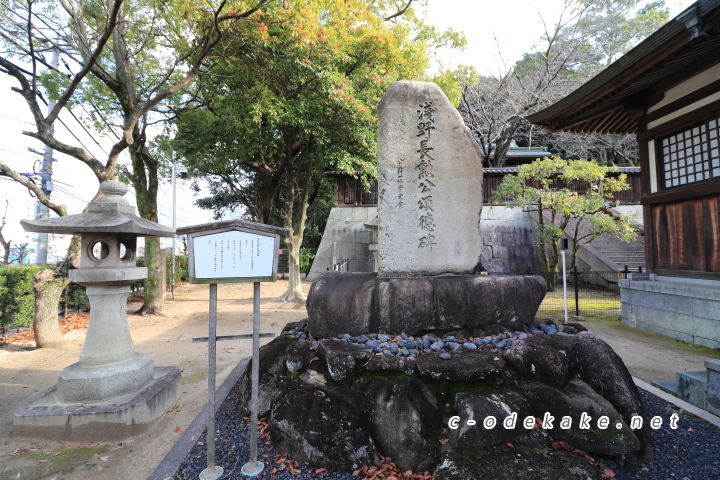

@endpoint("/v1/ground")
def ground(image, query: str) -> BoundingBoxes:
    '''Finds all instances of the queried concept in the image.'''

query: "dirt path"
[1,284,719,480]
[0,280,311,480]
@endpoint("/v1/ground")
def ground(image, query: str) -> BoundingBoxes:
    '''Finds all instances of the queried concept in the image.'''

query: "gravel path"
[173,382,720,480]
[602,389,720,479]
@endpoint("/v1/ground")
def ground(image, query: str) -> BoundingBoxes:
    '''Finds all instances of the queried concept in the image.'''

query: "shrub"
[0,265,48,328]
[299,249,316,274]
[61,282,89,313]
[134,254,189,293]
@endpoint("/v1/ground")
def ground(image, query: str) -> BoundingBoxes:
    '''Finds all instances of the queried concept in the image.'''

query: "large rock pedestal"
[307,272,547,337]
[238,326,651,476]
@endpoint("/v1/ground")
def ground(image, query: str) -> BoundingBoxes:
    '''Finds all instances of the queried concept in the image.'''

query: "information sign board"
[193,230,275,279]
[178,220,289,284]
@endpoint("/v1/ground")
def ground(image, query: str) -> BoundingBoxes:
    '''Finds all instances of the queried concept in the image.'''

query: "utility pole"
[171,157,177,298]
[32,45,60,264]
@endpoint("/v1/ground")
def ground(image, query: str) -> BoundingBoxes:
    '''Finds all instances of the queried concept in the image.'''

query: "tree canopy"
[172,0,459,300]
[0,0,267,333]
[461,0,669,167]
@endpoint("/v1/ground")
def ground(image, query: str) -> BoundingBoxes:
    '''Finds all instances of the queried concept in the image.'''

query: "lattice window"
[660,117,720,188]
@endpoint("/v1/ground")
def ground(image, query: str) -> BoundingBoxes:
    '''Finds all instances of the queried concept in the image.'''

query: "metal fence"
[489,267,622,318]
[332,259,349,272]
[277,249,318,274]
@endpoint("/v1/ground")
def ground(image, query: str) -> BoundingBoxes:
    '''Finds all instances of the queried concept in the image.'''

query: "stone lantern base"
[13,366,181,441]
[58,353,155,403]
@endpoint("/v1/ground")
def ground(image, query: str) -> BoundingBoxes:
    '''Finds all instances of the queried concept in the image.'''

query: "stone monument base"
[307,272,547,337]
[13,366,181,441]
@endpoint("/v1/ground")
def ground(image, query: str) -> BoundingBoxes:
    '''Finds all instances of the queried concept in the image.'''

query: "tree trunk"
[280,233,305,302]
[33,269,67,348]
[140,237,165,314]
[278,147,313,302]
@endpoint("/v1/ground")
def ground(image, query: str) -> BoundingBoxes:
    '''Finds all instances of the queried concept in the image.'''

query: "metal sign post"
[561,238,569,324]
[177,220,289,480]
[242,281,263,476]
[199,283,222,480]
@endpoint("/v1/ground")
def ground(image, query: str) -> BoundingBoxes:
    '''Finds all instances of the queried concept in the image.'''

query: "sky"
[0,0,697,262]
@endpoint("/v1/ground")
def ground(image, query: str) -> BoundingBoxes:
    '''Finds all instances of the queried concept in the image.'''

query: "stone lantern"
[14,180,181,440]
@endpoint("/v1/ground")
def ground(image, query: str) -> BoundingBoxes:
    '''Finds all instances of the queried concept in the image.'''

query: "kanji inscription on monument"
[377,80,484,277]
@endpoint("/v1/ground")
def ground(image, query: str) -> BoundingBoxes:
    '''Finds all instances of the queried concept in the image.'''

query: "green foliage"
[430,65,479,107]
[171,0,446,299]
[491,156,639,273]
[61,283,90,313]
[299,249,316,274]
[168,254,189,284]
[0,265,47,328]
[174,0,457,224]
[135,254,188,286]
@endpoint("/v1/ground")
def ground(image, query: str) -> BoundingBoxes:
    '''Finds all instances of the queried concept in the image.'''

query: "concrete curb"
[633,376,720,428]
[148,357,249,480]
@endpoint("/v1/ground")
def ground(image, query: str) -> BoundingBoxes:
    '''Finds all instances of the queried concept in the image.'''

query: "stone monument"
[14,180,181,440]
[377,80,484,277]
[307,81,546,337]
[236,82,654,476]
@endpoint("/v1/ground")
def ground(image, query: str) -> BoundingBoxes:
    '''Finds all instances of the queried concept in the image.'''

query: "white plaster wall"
[647,62,720,114]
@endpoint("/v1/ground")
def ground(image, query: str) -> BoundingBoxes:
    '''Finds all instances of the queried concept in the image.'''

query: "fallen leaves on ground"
[271,453,302,475]
[241,417,271,439]
[110,441,133,451]
[10,443,40,456]
[1,313,89,345]
[352,454,433,479]
[258,417,271,439]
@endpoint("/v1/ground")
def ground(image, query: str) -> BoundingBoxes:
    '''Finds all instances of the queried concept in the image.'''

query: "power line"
[0,112,35,126]
[0,146,37,159]
[65,107,111,158]
[54,115,104,162]
[53,184,89,204]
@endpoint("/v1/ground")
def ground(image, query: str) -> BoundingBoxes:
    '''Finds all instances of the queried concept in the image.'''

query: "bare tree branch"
[384,0,414,22]
[46,0,124,126]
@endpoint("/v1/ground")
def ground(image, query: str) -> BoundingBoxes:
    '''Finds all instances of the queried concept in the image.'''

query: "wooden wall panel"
[650,195,720,273]
[706,197,720,271]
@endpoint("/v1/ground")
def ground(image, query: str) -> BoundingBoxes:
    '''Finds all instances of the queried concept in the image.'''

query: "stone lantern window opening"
[90,240,110,261]
[81,233,138,268]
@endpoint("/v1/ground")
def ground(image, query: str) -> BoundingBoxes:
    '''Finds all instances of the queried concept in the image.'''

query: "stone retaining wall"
[620,278,720,349]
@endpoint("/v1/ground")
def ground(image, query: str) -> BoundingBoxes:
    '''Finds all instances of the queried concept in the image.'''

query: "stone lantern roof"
[21,180,175,237]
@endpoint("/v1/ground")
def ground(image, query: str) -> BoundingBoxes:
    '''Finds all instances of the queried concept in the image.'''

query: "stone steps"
[587,231,646,271]
[652,379,680,396]
[677,371,707,409]
[604,254,646,260]
[652,370,709,411]
[598,247,645,253]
